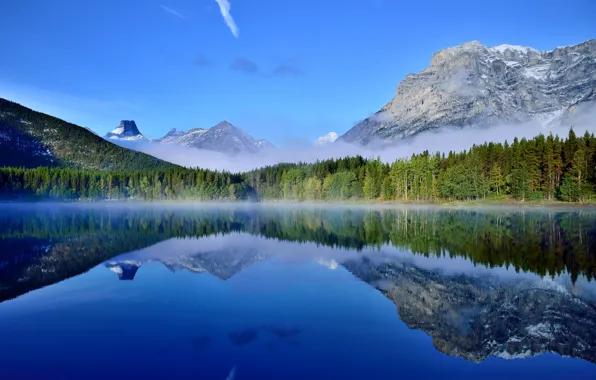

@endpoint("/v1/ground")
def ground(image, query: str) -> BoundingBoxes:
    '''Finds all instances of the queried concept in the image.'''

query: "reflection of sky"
[0,235,594,379]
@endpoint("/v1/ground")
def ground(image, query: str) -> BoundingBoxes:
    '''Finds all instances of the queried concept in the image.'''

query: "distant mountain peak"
[105,120,147,141]
[154,120,274,154]
[164,128,185,137]
[212,120,235,130]
[314,132,338,146]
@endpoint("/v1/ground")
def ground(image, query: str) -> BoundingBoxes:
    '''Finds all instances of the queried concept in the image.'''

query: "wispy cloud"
[194,55,210,66]
[230,58,258,74]
[272,65,303,76]
[160,4,185,19]
[214,0,239,38]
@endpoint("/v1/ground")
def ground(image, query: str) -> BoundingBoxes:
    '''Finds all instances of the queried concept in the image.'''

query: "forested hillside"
[0,98,176,171]
[0,126,594,203]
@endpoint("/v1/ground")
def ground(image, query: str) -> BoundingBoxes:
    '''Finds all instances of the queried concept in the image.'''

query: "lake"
[1,203,595,379]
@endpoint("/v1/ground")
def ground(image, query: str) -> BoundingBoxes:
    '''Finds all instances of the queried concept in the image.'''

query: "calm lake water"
[1,203,596,379]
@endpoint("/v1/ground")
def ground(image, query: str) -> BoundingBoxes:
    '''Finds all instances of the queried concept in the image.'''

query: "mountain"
[339,39,596,145]
[105,246,271,281]
[344,258,596,363]
[0,98,176,170]
[104,260,142,280]
[153,128,188,143]
[155,121,274,154]
[314,132,338,146]
[104,120,147,141]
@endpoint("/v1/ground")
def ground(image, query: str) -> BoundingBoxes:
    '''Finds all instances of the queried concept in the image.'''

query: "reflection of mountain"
[105,260,142,280]
[106,247,270,281]
[343,258,596,364]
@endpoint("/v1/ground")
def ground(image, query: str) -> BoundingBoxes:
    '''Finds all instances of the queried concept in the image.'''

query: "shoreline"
[2,197,596,210]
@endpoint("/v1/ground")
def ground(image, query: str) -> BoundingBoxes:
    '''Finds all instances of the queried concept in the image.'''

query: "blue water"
[0,205,595,379]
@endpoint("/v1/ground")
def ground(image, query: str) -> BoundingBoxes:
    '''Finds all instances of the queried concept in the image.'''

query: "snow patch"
[525,323,555,340]
[110,126,125,135]
[492,349,533,360]
[489,44,539,55]
[523,64,550,81]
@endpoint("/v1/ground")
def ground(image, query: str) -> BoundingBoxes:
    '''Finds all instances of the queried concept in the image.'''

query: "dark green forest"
[1,128,595,203]
[0,98,175,171]
[2,207,595,302]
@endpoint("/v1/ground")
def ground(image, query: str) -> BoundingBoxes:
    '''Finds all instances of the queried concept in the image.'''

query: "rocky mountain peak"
[105,120,147,141]
[212,120,235,131]
[164,128,185,138]
[153,120,274,154]
[339,39,596,145]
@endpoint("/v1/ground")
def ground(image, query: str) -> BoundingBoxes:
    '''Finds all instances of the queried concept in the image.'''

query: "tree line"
[0,166,253,201]
[246,129,596,203]
[0,128,595,203]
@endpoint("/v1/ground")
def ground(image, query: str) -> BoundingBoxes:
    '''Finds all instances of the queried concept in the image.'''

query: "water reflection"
[1,203,595,373]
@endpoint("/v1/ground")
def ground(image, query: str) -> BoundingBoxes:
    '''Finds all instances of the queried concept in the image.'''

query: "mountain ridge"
[338,39,596,145]
[153,120,275,154]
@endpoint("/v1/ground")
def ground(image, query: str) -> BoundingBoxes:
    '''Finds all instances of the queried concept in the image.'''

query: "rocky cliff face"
[339,39,596,145]
[104,120,147,141]
[344,258,596,363]
[156,121,274,154]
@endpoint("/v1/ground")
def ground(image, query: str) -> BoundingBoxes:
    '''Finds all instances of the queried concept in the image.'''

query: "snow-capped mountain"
[314,132,338,146]
[104,120,147,141]
[339,39,596,145]
[155,121,274,154]
[154,128,187,143]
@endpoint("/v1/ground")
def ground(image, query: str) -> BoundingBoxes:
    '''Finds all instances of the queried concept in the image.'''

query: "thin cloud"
[215,0,239,38]
[160,5,185,19]
[272,65,303,76]
[194,55,210,66]
[230,58,258,74]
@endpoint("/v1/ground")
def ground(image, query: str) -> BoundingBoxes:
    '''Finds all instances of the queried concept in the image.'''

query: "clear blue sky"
[1,0,595,144]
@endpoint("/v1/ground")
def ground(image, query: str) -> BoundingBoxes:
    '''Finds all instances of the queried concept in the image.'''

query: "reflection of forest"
[1,207,595,302]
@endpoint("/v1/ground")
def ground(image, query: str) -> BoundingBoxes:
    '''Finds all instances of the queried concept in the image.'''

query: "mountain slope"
[155,121,274,154]
[0,98,176,170]
[339,39,596,145]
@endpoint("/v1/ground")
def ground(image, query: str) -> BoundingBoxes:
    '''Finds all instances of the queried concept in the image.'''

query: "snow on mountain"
[104,120,147,141]
[154,128,186,143]
[339,39,596,145]
[155,121,274,154]
[314,132,338,146]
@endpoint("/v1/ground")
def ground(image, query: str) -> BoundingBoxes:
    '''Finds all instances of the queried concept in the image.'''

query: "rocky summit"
[156,120,274,155]
[338,39,596,145]
[104,120,147,141]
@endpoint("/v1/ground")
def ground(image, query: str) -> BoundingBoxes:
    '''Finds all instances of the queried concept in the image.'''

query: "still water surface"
[0,204,595,379]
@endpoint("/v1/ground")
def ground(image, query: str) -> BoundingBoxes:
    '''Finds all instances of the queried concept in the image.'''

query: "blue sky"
[1,0,595,145]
